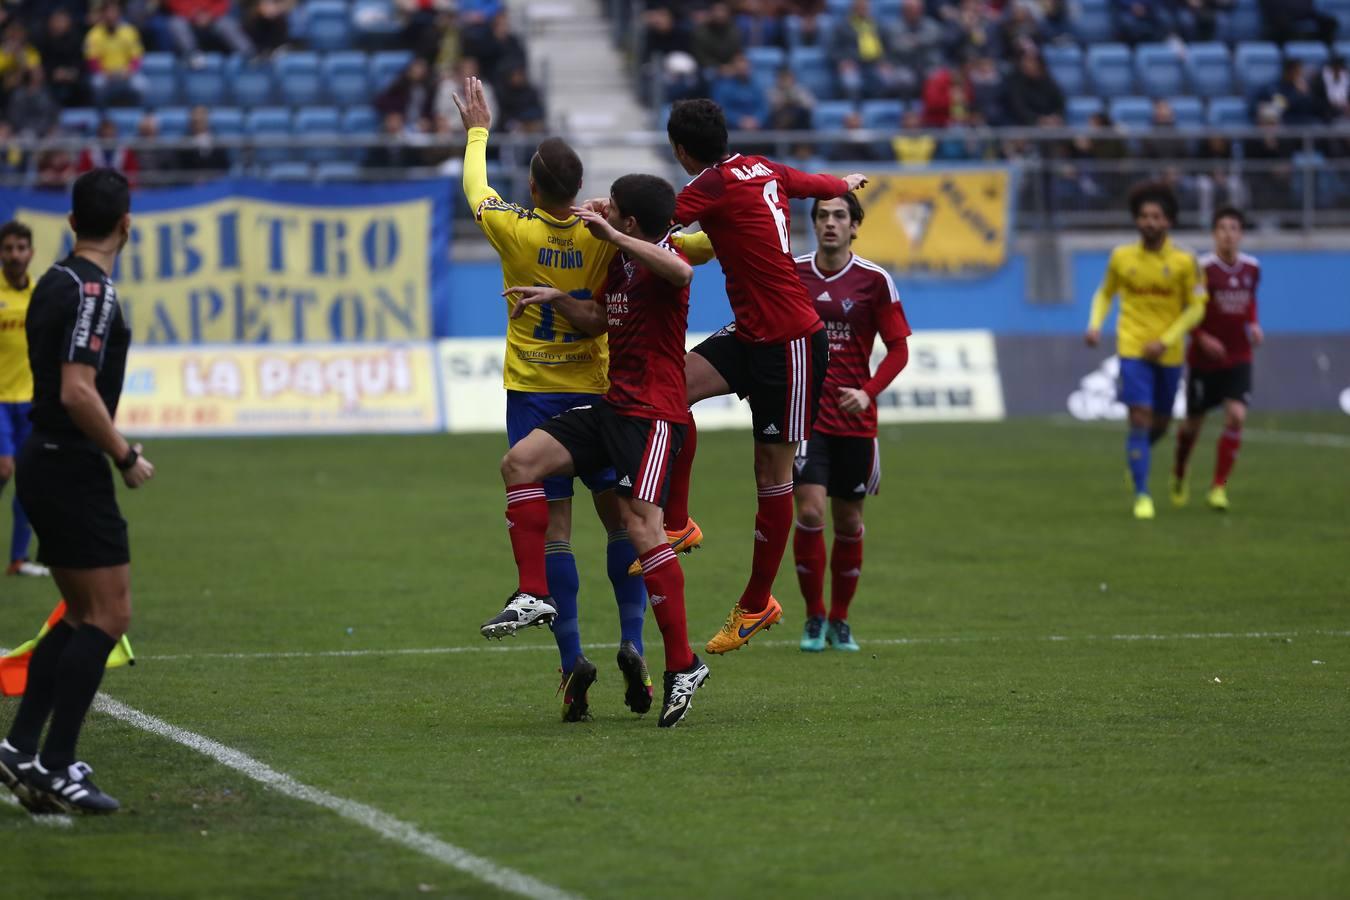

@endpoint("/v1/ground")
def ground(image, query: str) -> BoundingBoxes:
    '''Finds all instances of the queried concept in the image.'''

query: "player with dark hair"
[498,173,710,727]
[791,193,910,652]
[0,169,154,814]
[0,220,48,577]
[1086,181,1207,520]
[453,77,652,720]
[660,98,868,655]
[1172,207,1262,511]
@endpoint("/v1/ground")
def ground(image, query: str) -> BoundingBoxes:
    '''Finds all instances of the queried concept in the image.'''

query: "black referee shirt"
[26,254,131,440]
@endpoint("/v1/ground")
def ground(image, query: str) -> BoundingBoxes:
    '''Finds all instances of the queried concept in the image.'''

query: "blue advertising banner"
[0,178,453,344]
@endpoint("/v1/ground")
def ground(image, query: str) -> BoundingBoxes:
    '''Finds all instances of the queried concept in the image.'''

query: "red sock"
[1214,428,1241,486]
[793,521,827,619]
[829,527,864,622]
[1174,427,1198,478]
[640,545,694,672]
[663,418,696,531]
[738,482,794,614]
[505,483,549,597]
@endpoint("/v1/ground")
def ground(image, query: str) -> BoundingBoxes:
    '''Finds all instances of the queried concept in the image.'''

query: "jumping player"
[499,174,709,727]
[1085,182,1207,520]
[453,77,650,719]
[1172,207,1262,511]
[791,194,910,653]
[661,98,867,654]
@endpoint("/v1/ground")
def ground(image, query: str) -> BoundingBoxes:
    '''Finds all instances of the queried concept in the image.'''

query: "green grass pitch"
[2,415,1347,898]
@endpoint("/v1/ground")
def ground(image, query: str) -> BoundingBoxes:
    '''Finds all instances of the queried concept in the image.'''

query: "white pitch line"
[91,695,579,900]
[138,629,1350,663]
[0,790,74,828]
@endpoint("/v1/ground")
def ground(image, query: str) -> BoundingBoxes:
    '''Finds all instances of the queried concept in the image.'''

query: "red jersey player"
[1172,206,1263,511]
[497,174,711,728]
[660,98,868,655]
[791,194,910,653]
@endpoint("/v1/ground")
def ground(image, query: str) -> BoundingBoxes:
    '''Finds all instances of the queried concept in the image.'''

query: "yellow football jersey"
[0,277,34,403]
[463,127,616,394]
[1089,238,1207,367]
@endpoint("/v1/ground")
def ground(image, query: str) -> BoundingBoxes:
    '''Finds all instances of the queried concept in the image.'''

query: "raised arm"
[573,207,693,287]
[777,163,865,200]
[454,77,502,214]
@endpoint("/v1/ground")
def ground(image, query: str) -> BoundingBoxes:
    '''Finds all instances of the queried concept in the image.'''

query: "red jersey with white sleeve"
[1189,251,1260,371]
[674,153,848,344]
[602,239,693,424]
[795,252,911,438]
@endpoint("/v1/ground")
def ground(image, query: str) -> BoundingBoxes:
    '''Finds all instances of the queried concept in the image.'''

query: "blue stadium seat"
[324,52,372,107]
[1339,41,1350,62]
[1169,96,1204,128]
[1184,43,1233,98]
[228,59,274,107]
[1207,96,1250,126]
[264,162,312,180]
[316,161,361,181]
[1219,4,1264,42]
[183,54,227,107]
[860,99,904,130]
[1134,43,1186,97]
[1066,96,1104,125]
[824,0,850,14]
[247,107,294,164]
[156,107,190,138]
[1235,43,1282,95]
[295,107,342,163]
[811,100,855,132]
[140,53,178,107]
[209,108,245,137]
[874,0,901,18]
[1073,0,1114,43]
[305,0,352,52]
[1284,41,1329,70]
[1108,96,1153,128]
[108,108,142,136]
[276,52,324,107]
[58,108,99,135]
[746,45,785,93]
[788,46,833,98]
[784,14,834,50]
[370,50,413,91]
[1087,44,1135,97]
[341,106,378,134]
[351,0,401,43]
[1042,44,1084,96]
[1329,0,1350,34]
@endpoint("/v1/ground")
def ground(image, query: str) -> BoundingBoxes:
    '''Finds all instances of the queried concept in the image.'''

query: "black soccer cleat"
[23,761,120,815]
[559,656,598,723]
[616,641,654,715]
[0,739,50,813]
[658,656,711,728]
[481,591,557,640]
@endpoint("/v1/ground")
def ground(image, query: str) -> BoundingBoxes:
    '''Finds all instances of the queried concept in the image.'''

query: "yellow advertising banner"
[117,344,442,435]
[850,168,1012,276]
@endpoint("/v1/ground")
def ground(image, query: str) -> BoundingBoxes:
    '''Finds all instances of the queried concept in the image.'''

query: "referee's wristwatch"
[116,447,140,471]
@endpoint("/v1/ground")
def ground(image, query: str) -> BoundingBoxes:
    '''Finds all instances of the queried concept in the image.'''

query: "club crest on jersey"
[841,298,855,314]
[1229,276,1239,287]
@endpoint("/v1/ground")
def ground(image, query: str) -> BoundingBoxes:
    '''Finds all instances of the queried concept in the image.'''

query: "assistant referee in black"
[0,169,154,815]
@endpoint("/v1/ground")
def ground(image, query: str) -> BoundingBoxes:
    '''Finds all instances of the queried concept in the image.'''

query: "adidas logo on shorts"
[762,423,780,436]
[618,476,633,487]
[854,482,867,493]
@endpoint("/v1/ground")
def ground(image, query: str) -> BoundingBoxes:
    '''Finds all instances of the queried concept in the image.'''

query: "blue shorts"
[506,390,617,500]
[1118,358,1182,414]
[0,402,31,458]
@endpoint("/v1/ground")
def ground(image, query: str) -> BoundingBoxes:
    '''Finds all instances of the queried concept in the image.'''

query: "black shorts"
[1186,363,1252,416]
[16,434,130,569]
[539,400,687,507]
[794,431,880,501]
[691,324,828,444]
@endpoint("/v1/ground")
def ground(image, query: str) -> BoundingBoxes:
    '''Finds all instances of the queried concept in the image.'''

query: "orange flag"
[0,602,67,697]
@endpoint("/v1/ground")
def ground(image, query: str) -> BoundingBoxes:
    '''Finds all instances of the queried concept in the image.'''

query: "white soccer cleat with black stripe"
[658,656,711,728]
[0,739,50,813]
[480,591,557,640]
[24,761,120,815]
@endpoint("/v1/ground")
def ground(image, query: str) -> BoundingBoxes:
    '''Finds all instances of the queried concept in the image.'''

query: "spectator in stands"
[78,118,139,182]
[36,135,77,191]
[640,4,691,61]
[893,109,936,164]
[691,3,742,70]
[0,121,24,177]
[496,64,545,132]
[831,0,899,101]
[1172,0,1220,43]
[1244,102,1297,209]
[711,53,768,131]
[0,21,40,87]
[1001,1,1044,61]
[364,110,418,168]
[375,58,435,129]
[1140,98,1183,165]
[1005,50,1065,126]
[1112,0,1172,44]
[964,53,1005,124]
[829,110,893,162]
[944,0,1006,62]
[5,64,58,138]
[790,12,829,49]
[135,112,170,176]
[662,51,705,102]
[415,7,461,69]
[1264,59,1322,124]
[37,9,88,108]
[84,2,146,108]
[243,0,293,56]
[166,0,255,60]
[435,58,498,136]
[768,65,814,131]
[921,64,970,126]
[176,105,231,177]
[1035,0,1076,44]
[465,10,526,84]
[884,0,944,98]
[1260,0,1338,46]
[1314,55,1350,120]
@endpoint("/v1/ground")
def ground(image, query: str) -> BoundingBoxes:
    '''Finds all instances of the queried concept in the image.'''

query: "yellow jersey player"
[1085,183,1208,520]
[453,76,651,722]
[0,221,47,576]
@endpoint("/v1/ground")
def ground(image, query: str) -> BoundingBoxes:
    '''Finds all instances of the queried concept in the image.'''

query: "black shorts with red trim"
[1186,362,1252,416]
[538,400,687,507]
[691,324,828,444]
[793,430,880,501]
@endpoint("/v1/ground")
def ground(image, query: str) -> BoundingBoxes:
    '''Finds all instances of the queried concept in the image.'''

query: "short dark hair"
[0,221,32,245]
[71,168,130,240]
[1212,205,1245,230]
[609,174,676,240]
[811,192,864,227]
[667,99,728,165]
[530,137,584,205]
[1128,180,1178,224]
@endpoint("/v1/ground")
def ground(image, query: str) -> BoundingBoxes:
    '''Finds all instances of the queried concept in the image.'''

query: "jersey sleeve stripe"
[854,257,901,302]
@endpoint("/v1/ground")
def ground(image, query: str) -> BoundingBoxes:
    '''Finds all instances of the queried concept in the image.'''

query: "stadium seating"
[370,51,414,92]
[303,0,353,52]
[1184,43,1235,98]
[1219,3,1265,42]
[1066,96,1103,126]
[1234,43,1282,95]
[141,53,178,107]
[276,53,325,107]
[229,59,275,108]
[1087,44,1134,97]
[1043,44,1085,97]
[788,46,833,99]
[1284,42,1330,70]
[860,99,905,130]
[1072,0,1114,43]
[1135,44,1186,98]
[157,107,190,138]
[1207,96,1249,126]
[295,107,343,163]
[58,107,99,135]
[811,100,855,133]
[341,107,379,135]
[1169,96,1204,129]
[182,54,227,107]
[246,107,294,164]
[324,52,373,108]
[1108,96,1153,129]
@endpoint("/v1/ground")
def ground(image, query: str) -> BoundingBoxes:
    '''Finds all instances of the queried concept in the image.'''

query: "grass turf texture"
[2,414,1347,899]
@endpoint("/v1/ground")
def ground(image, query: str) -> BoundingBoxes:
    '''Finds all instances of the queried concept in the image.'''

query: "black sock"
[40,624,116,771]
[1148,426,1167,446]
[6,620,75,755]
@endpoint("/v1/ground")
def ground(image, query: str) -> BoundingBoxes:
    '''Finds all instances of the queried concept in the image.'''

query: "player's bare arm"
[572,207,693,287]
[504,285,606,336]
[60,362,154,488]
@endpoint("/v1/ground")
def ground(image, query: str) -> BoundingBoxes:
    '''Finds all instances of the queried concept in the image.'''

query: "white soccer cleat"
[480,591,557,640]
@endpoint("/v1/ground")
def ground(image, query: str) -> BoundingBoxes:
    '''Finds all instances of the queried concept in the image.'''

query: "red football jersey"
[674,153,848,344]
[602,240,692,424]
[1190,251,1260,371]
[795,253,911,438]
